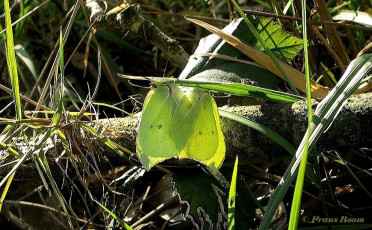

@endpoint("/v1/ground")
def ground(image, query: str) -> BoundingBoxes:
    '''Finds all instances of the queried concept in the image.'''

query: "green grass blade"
[289,145,309,229]
[0,142,20,157]
[289,0,313,228]
[4,0,22,120]
[0,172,15,212]
[52,29,65,126]
[228,156,238,230]
[120,75,303,103]
[283,0,295,14]
[32,155,53,197]
[95,200,133,230]
[230,0,300,95]
[259,54,372,230]
[59,28,65,77]
[37,150,73,228]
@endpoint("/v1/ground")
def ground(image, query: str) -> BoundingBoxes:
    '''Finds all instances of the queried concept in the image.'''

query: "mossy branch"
[85,0,189,68]
[97,92,372,162]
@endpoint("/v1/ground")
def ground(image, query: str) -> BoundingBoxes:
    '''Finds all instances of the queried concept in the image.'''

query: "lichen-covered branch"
[85,0,189,68]
[97,92,372,162]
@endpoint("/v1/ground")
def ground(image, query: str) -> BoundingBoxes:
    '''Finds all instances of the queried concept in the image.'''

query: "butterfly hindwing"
[181,91,226,173]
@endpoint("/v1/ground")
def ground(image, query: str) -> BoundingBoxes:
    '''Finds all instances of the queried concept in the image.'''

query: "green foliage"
[259,54,372,230]
[255,18,303,62]
[231,0,300,95]
[172,169,229,229]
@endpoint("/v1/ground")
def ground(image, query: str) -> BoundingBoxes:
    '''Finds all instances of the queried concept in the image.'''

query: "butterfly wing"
[136,85,181,169]
[181,91,226,173]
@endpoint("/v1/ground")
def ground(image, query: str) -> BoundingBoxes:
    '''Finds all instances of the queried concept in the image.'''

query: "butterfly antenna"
[127,79,152,89]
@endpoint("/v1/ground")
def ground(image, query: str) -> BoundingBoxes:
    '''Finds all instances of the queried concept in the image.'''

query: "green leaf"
[120,75,303,103]
[255,18,303,62]
[172,168,228,229]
